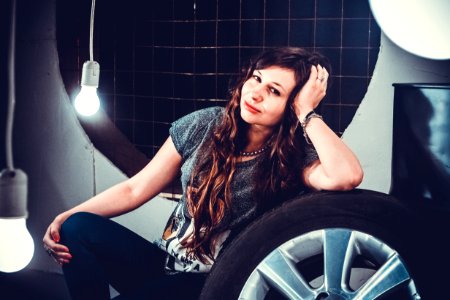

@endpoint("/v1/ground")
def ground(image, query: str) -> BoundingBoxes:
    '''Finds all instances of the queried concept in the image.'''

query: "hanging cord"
[89,0,96,61]
[5,0,17,171]
[89,0,97,195]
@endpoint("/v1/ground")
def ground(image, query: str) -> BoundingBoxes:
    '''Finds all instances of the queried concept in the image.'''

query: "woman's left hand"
[294,65,329,119]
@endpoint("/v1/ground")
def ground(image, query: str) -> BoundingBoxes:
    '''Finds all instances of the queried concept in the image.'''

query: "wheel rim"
[239,228,421,300]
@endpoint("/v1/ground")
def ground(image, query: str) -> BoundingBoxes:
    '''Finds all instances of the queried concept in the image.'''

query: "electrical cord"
[89,0,96,62]
[5,0,16,171]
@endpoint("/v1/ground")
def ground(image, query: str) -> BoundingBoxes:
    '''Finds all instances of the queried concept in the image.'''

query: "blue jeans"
[60,212,206,300]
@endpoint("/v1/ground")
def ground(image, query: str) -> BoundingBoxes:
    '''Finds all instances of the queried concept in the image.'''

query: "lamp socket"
[0,169,28,218]
[81,60,100,88]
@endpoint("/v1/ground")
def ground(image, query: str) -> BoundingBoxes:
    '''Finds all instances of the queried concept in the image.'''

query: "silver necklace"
[240,145,269,157]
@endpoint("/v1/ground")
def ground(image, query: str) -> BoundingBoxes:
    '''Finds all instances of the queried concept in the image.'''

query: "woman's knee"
[60,212,102,241]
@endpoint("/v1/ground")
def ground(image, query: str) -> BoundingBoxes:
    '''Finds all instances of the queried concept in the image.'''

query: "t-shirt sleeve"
[303,144,319,168]
[169,107,223,159]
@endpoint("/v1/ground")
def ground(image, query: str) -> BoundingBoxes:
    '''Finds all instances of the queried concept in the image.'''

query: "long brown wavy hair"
[182,47,331,263]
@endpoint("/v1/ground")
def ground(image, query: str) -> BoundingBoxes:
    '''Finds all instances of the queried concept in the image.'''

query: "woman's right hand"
[293,65,329,120]
[42,217,72,265]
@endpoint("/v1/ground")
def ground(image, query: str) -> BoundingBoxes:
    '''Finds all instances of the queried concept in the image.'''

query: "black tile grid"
[57,0,381,173]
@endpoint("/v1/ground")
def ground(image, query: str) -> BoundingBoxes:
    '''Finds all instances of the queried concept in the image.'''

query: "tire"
[199,189,429,300]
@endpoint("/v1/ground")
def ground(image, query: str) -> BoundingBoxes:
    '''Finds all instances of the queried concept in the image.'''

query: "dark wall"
[56,0,380,173]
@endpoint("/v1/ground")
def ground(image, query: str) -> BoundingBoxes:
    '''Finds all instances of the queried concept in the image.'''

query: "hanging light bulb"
[74,0,100,116]
[0,170,34,273]
[0,219,35,273]
[74,60,100,116]
[0,0,34,273]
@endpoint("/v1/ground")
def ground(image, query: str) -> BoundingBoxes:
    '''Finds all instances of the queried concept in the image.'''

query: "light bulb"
[74,86,100,116]
[0,218,34,273]
[74,60,101,116]
[0,169,34,273]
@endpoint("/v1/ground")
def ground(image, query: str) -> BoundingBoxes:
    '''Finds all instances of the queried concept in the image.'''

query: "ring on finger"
[44,246,53,256]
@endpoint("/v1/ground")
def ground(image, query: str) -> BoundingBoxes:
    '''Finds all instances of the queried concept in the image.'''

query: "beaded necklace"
[239,145,269,157]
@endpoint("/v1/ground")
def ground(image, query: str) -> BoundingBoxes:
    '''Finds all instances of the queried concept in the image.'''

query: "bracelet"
[300,111,323,144]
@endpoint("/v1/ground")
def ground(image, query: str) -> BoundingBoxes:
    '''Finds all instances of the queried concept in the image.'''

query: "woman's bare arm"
[43,137,181,263]
[301,119,363,191]
[295,65,364,191]
[55,137,181,222]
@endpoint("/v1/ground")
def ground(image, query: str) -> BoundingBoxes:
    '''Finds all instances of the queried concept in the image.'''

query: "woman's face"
[240,66,296,130]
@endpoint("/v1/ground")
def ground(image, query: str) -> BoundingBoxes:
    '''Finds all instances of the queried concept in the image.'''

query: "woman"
[42,47,363,299]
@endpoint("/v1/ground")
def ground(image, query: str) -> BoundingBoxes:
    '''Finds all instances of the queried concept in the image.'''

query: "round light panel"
[369,0,450,60]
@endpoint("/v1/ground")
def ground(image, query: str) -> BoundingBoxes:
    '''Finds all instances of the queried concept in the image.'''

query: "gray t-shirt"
[154,107,317,273]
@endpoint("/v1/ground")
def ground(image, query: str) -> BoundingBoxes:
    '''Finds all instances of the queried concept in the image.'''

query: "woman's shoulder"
[173,106,224,129]
[170,106,224,157]
[187,106,224,122]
